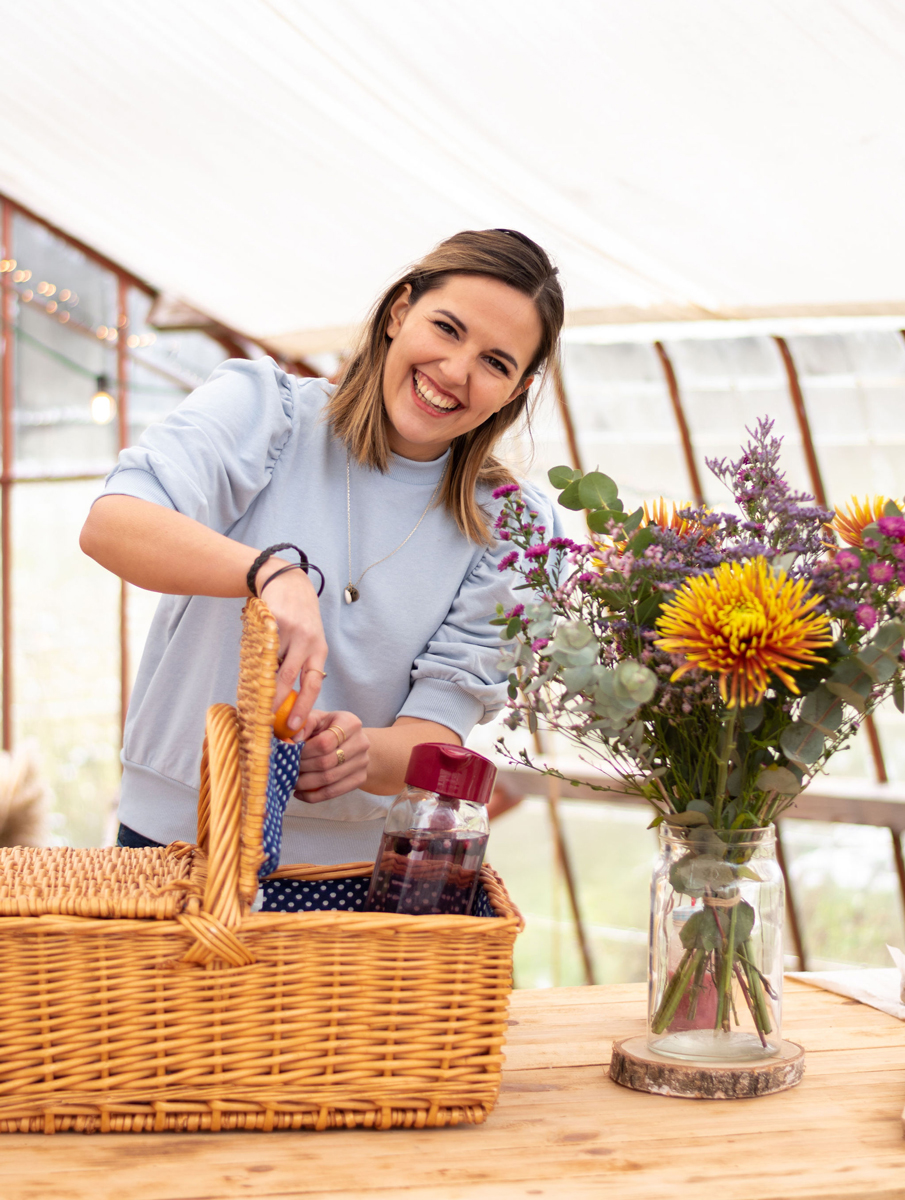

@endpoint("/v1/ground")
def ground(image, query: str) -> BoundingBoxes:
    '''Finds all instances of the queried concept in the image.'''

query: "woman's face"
[382,274,542,461]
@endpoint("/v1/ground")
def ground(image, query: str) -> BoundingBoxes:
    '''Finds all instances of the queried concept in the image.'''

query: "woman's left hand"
[294,710,369,804]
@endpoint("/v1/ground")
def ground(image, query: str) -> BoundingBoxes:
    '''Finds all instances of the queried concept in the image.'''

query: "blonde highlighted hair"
[326,229,564,543]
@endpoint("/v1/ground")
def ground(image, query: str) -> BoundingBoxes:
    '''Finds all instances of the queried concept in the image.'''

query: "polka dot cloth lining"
[259,734,303,879]
[261,876,498,917]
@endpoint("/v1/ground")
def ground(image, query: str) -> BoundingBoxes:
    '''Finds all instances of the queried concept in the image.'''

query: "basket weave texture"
[0,599,522,1134]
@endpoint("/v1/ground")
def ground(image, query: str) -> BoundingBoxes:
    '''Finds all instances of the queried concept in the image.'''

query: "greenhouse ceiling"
[2,0,905,353]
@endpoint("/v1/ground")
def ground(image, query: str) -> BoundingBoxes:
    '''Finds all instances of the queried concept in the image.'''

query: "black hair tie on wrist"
[247,543,325,598]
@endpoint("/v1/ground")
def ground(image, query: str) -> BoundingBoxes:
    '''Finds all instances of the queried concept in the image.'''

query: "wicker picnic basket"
[0,598,523,1134]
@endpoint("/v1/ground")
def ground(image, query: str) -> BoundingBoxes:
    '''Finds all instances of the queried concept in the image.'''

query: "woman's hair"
[326,228,565,544]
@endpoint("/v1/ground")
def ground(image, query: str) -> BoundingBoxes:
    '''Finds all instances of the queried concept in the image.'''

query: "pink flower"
[531,638,550,652]
[869,562,895,584]
[505,604,524,619]
[525,544,551,559]
[492,484,520,499]
[835,550,861,572]
[497,551,519,572]
[856,603,878,630]
[878,516,905,538]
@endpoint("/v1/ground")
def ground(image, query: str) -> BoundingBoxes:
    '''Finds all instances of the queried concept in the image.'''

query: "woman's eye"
[434,320,456,336]
[485,356,510,376]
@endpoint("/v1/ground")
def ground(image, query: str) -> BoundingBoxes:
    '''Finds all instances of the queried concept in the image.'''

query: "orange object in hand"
[272,690,299,742]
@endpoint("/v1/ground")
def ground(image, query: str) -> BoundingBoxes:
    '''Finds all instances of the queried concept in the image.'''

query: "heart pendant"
[344,584,360,604]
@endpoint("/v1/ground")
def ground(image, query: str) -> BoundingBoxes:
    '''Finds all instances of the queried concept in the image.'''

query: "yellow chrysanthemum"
[643,498,710,542]
[832,496,892,548]
[654,558,834,708]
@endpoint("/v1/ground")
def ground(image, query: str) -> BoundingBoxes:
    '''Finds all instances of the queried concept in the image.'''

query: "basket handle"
[197,703,245,928]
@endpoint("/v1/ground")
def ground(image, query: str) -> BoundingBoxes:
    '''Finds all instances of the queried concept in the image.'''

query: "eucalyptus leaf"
[665,811,710,828]
[780,720,825,764]
[578,471,619,511]
[727,766,743,798]
[557,479,585,511]
[686,800,715,817]
[823,680,867,714]
[680,908,721,953]
[884,499,904,518]
[670,854,736,896]
[799,685,844,735]
[860,622,905,684]
[587,508,623,534]
[733,899,756,944]
[895,678,905,715]
[628,527,656,556]
[755,765,802,796]
[612,660,657,705]
[561,665,593,694]
[548,464,580,490]
[741,703,764,732]
[622,506,644,535]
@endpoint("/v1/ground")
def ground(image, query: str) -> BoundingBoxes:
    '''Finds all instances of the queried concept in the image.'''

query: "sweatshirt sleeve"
[397,481,562,741]
[101,357,301,532]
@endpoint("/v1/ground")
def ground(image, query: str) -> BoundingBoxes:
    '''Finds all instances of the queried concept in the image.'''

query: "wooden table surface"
[2,979,904,1200]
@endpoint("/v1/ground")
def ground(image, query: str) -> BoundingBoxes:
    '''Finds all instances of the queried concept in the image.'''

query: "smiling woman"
[79,229,566,867]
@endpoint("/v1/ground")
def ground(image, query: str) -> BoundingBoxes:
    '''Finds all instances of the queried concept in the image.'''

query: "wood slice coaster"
[609,1035,805,1099]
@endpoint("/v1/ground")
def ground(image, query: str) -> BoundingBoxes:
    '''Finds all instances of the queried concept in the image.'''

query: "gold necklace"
[344,455,448,603]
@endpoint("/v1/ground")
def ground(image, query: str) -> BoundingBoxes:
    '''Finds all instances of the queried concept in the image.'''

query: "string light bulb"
[90,375,116,425]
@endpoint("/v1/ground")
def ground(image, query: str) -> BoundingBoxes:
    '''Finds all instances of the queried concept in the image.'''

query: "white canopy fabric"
[3,0,905,352]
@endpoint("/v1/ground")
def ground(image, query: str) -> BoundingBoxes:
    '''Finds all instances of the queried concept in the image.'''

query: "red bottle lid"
[405,743,497,806]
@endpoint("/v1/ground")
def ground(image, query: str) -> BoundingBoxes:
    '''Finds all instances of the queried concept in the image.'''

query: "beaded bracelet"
[247,543,325,598]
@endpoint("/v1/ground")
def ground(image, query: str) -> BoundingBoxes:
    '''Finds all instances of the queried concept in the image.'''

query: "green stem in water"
[740,941,773,1035]
[651,947,703,1034]
[713,707,739,826]
[715,900,739,1032]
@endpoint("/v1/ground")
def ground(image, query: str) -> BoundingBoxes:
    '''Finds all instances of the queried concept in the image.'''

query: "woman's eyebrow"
[433,309,519,370]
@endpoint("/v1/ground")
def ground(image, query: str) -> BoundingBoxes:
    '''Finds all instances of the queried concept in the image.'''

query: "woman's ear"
[386,284,413,340]
[509,374,534,403]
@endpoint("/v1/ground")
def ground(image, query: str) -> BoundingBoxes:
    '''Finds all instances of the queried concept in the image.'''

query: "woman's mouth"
[411,369,462,416]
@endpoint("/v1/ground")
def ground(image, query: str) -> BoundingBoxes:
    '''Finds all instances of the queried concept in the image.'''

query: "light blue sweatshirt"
[102,358,556,864]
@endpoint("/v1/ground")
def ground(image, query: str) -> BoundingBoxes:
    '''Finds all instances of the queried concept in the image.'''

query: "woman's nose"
[438,348,471,388]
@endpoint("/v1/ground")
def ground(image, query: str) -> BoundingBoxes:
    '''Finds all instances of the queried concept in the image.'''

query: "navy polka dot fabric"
[261,875,499,917]
[259,735,303,879]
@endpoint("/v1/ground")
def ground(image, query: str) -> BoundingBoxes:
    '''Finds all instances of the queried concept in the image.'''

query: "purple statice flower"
[531,638,550,652]
[498,551,519,572]
[525,544,551,560]
[863,537,880,551]
[892,544,905,563]
[869,562,895,584]
[856,603,878,630]
[505,604,525,619]
[492,483,520,499]
[878,515,905,538]
[835,549,861,572]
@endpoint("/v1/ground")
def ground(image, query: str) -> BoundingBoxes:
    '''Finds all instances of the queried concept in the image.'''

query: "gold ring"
[336,747,346,766]
[306,668,327,678]
[329,724,346,747]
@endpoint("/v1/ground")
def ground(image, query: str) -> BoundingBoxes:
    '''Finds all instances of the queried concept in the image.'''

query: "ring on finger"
[336,747,346,766]
[329,724,346,747]
[306,668,328,679]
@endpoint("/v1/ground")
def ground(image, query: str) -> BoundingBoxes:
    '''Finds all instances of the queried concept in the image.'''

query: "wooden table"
[2,980,904,1200]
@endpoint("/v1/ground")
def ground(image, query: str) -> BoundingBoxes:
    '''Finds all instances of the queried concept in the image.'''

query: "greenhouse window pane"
[13,481,120,847]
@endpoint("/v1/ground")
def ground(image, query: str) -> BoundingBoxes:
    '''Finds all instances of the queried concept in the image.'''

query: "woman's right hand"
[256,558,328,734]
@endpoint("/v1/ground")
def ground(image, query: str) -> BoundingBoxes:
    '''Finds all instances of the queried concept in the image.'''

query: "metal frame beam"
[1,200,13,751]
[653,341,705,506]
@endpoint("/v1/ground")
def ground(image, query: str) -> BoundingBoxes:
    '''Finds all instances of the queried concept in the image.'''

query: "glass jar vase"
[648,824,784,1062]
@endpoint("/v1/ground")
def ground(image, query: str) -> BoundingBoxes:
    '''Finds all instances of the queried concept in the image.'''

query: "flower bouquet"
[493,419,905,1061]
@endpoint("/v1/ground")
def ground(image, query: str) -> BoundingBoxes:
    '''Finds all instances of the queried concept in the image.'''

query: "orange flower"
[655,558,833,708]
[832,496,892,548]
[643,498,709,542]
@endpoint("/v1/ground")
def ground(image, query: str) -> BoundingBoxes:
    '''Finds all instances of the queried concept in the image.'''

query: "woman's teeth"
[414,371,459,411]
